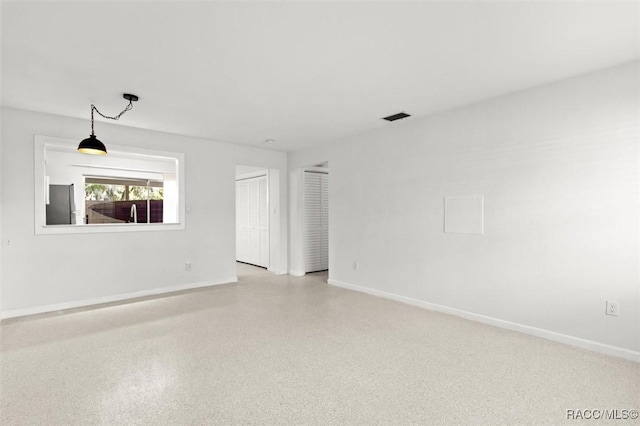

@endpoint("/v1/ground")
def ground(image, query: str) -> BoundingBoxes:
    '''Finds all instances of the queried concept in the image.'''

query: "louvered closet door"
[304,171,328,272]
[320,173,329,269]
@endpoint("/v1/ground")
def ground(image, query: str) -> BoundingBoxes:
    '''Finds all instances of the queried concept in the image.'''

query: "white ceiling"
[2,1,638,152]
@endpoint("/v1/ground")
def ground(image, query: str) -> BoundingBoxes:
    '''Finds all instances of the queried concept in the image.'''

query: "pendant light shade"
[78,134,107,155]
[78,93,139,155]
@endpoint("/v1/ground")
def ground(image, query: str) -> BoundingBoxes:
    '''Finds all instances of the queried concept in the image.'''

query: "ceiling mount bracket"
[123,93,139,102]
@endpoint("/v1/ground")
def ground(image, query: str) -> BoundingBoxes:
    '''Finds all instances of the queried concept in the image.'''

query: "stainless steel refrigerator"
[46,184,76,225]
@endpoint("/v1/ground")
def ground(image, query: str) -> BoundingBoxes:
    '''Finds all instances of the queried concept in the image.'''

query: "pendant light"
[78,93,139,155]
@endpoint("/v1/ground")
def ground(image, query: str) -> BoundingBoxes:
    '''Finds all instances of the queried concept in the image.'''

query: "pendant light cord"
[90,100,134,136]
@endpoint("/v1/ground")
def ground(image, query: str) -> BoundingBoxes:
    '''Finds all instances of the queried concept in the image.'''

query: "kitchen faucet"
[130,203,137,223]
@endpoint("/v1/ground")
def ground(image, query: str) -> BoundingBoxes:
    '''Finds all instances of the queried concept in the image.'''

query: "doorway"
[235,165,269,269]
[302,163,329,274]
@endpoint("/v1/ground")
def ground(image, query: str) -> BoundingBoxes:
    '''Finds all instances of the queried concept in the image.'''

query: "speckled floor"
[1,263,638,425]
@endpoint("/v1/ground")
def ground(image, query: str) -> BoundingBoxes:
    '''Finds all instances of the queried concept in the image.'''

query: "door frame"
[290,164,329,276]
[235,165,284,275]
[235,171,269,268]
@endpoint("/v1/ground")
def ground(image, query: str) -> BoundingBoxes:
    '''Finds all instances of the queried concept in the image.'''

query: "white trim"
[236,170,268,181]
[1,277,237,320]
[35,223,186,235]
[289,270,306,277]
[327,279,640,363]
[235,174,270,268]
[268,267,287,275]
[304,166,329,174]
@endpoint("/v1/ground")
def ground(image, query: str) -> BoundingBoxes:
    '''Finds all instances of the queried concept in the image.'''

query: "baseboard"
[289,270,306,277]
[268,267,287,276]
[327,279,640,363]
[1,277,238,320]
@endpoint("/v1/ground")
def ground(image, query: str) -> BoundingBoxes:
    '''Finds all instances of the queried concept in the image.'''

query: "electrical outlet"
[353,261,359,271]
[185,261,192,271]
[606,300,619,316]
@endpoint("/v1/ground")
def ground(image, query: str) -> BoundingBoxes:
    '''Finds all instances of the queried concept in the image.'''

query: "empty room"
[0,1,639,424]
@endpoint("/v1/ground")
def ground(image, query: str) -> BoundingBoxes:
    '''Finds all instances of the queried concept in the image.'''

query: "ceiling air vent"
[382,112,411,122]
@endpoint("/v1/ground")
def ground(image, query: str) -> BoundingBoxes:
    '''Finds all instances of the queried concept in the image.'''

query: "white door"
[304,171,329,272]
[236,175,269,267]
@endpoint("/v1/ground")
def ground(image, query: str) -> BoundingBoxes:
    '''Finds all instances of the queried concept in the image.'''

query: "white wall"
[0,1,4,316]
[289,61,640,358]
[236,165,266,177]
[0,108,288,316]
